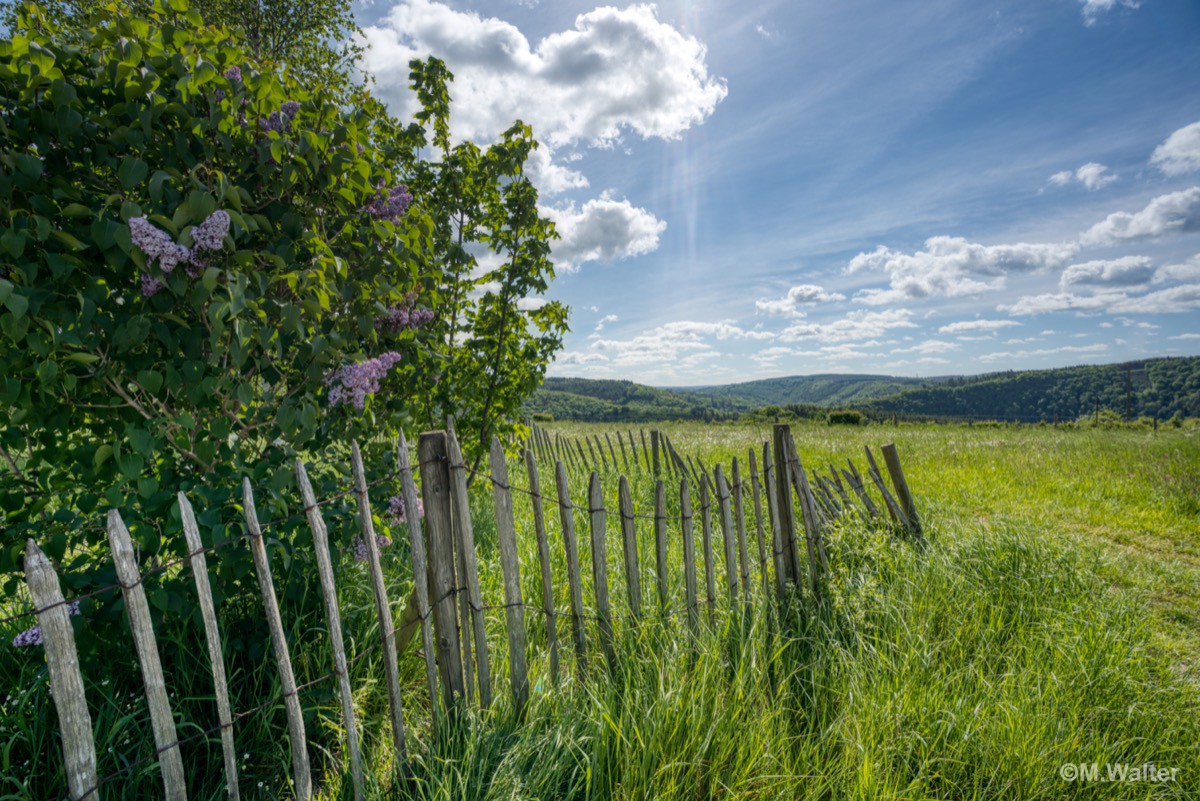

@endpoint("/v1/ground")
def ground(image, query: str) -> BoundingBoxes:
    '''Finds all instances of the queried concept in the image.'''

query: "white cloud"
[1046,162,1117,191]
[1153,253,1200,284]
[517,296,547,310]
[891,339,960,354]
[594,314,619,332]
[980,344,1108,362]
[1150,121,1200,176]
[1060,256,1156,288]
[850,236,1078,304]
[525,146,589,196]
[1079,0,1141,26]
[1169,333,1200,340]
[937,319,1021,334]
[1002,284,1200,315]
[545,196,666,271]
[1079,187,1200,246]
[1107,284,1200,314]
[754,24,777,40]
[586,319,772,367]
[755,284,845,316]
[361,1,727,149]
[780,308,917,343]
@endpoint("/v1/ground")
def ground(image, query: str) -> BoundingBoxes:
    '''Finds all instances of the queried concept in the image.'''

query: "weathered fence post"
[555,461,588,673]
[490,437,529,714]
[763,443,787,604]
[771,425,799,589]
[24,540,98,801]
[107,510,189,801]
[651,430,661,477]
[843,459,882,519]
[349,443,408,764]
[291,466,362,801]
[654,480,669,612]
[240,485,312,799]
[680,480,699,634]
[714,466,739,608]
[731,458,751,598]
[783,434,827,600]
[446,428,493,707]
[524,449,560,686]
[699,479,717,621]
[748,449,768,598]
[881,443,923,538]
[617,431,630,472]
[589,472,617,670]
[865,446,909,529]
[418,432,466,707]
[179,494,241,801]
[618,475,642,621]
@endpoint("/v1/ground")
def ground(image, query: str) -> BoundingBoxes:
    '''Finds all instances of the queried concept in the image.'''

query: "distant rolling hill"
[531,356,1200,422]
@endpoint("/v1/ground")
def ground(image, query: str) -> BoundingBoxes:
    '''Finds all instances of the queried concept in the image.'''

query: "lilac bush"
[364,181,413,223]
[387,493,424,525]
[325,352,403,409]
[11,601,81,648]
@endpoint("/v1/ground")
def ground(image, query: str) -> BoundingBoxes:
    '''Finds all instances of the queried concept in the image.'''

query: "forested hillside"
[526,379,738,422]
[674,373,947,409]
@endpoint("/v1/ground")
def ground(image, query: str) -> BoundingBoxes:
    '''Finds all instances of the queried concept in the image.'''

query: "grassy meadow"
[3,421,1199,800]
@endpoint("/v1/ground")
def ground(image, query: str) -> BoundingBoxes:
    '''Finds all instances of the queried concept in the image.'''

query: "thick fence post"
[618,475,642,621]
[446,428,493,707]
[525,449,560,686]
[107,510,189,801]
[783,435,827,600]
[418,432,466,707]
[240,485,311,800]
[24,540,98,801]
[881,443,923,538]
[349,443,408,764]
[394,433,441,710]
[179,494,241,801]
[771,425,798,589]
[490,437,529,714]
[763,443,787,604]
[555,461,588,673]
[589,472,617,670]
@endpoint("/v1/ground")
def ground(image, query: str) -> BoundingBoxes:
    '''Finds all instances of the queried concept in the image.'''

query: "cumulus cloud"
[1150,121,1200,176]
[980,344,1107,362]
[1079,0,1141,26]
[780,308,917,343]
[545,196,667,271]
[937,319,1021,334]
[849,236,1078,304]
[361,1,727,149]
[1079,187,1200,246]
[517,296,547,310]
[755,284,845,316]
[1001,284,1200,315]
[1154,253,1200,284]
[1046,162,1117,191]
[525,146,589,196]
[1060,256,1156,288]
[594,314,619,332]
[585,320,772,367]
[891,339,959,355]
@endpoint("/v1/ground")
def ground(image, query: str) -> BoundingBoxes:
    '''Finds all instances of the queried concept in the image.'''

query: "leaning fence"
[14,423,922,801]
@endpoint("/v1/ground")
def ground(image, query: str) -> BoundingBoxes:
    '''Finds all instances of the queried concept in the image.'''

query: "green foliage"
[525,377,739,422]
[826,409,866,425]
[0,1,565,625]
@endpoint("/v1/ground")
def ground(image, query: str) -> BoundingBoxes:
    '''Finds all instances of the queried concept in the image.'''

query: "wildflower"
[129,217,192,273]
[12,601,81,647]
[376,294,434,333]
[351,535,392,563]
[224,65,242,82]
[191,210,229,252]
[281,101,300,120]
[363,181,413,223]
[325,352,403,410]
[140,274,165,298]
[387,494,424,525]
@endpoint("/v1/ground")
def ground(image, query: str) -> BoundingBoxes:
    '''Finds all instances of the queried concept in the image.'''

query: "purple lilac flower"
[224,65,242,82]
[363,182,413,223]
[376,294,434,333]
[260,108,292,135]
[12,601,81,648]
[352,535,393,563]
[281,101,300,120]
[387,494,424,525]
[191,210,230,252]
[130,217,193,274]
[325,352,403,410]
[140,274,165,297]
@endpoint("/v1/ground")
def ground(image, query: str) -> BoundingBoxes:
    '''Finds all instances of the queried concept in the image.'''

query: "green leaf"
[118,157,149,190]
[94,444,113,469]
[3,292,28,320]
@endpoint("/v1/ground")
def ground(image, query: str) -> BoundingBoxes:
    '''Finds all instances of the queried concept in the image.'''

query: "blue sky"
[354,0,1200,385]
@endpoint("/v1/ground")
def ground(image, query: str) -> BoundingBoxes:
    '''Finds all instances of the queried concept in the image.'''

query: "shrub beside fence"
[17,423,922,800]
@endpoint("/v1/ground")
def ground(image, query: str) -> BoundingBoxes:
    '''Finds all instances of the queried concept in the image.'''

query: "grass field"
[3,421,1198,800]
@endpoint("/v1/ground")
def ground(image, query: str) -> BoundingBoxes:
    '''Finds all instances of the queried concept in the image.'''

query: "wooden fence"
[16,423,921,801]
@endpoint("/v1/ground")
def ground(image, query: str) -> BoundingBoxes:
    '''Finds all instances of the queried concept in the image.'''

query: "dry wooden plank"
[490,437,529,713]
[713,466,739,608]
[654,480,669,611]
[107,511,189,801]
[865,446,909,529]
[827,468,854,509]
[651,430,661,477]
[446,423,474,708]
[748,448,768,598]
[575,438,588,469]
[588,471,617,670]
[349,443,408,762]
[595,435,609,470]
[24,540,98,801]
[763,443,787,603]
[699,479,716,620]
[389,434,439,711]
[640,429,650,470]
[291,465,361,801]
[605,433,619,469]
[881,443,923,537]
[617,475,642,620]
[524,449,560,686]
[679,481,699,634]
[730,458,751,598]
[844,460,882,519]
[446,428,493,707]
[617,430,630,472]
[771,425,799,590]
[586,436,599,470]
[418,432,465,707]
[240,485,312,799]
[554,461,588,673]
[781,436,826,600]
